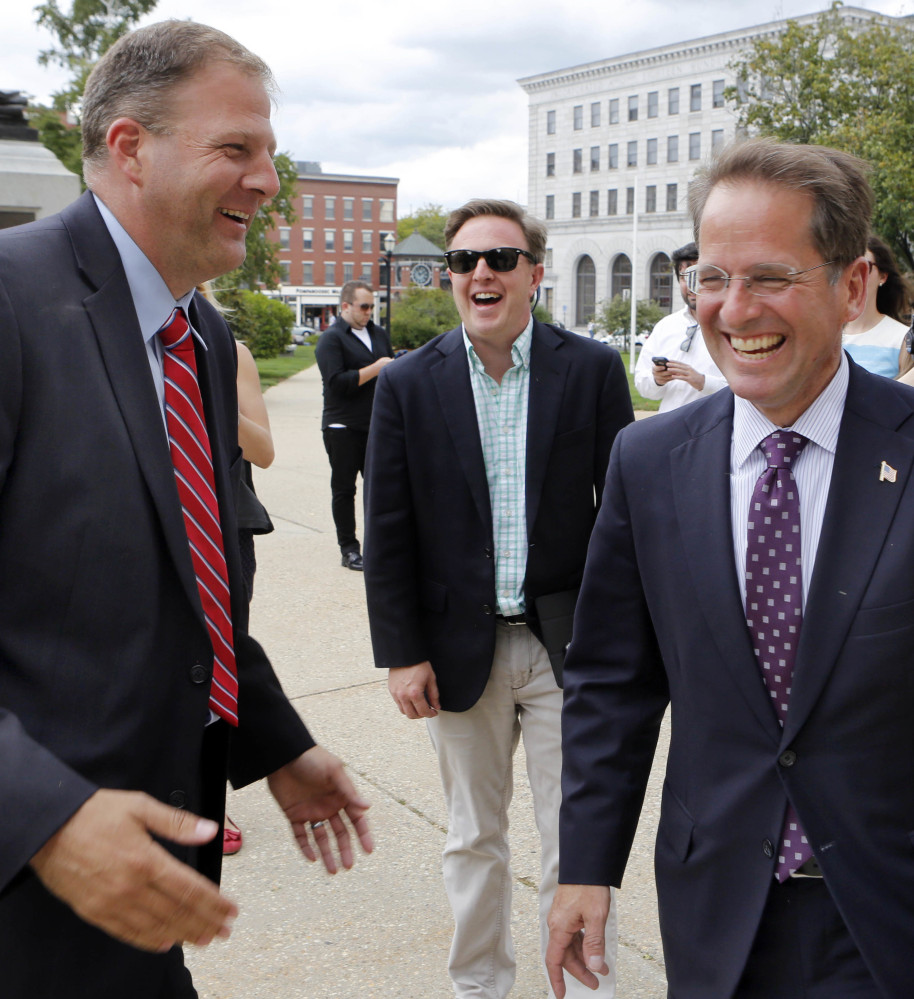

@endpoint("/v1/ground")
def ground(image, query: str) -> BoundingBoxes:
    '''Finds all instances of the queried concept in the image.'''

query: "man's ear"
[843,257,870,325]
[105,118,146,186]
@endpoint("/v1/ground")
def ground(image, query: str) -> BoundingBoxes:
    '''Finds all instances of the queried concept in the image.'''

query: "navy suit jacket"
[560,360,914,998]
[363,321,633,711]
[0,192,312,996]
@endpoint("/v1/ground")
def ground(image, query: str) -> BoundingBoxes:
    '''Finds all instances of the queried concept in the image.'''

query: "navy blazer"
[363,321,634,711]
[0,192,313,996]
[560,360,914,998]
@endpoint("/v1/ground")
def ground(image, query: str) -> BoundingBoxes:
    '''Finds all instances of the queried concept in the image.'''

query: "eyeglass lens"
[445,247,532,274]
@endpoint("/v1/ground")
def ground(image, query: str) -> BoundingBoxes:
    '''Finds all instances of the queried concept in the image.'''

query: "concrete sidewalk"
[186,364,669,998]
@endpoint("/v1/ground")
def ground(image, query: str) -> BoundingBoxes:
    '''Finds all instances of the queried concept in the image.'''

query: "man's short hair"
[444,199,547,263]
[671,242,698,275]
[81,20,275,182]
[689,138,872,280]
[340,281,374,306]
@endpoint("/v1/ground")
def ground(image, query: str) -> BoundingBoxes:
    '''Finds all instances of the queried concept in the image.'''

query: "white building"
[518,6,898,331]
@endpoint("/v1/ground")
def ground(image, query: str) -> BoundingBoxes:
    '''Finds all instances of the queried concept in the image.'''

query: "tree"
[728,2,914,268]
[221,289,294,358]
[597,296,666,337]
[397,204,449,249]
[390,287,459,349]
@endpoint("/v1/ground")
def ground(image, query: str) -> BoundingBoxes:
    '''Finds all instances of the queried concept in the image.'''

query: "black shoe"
[341,551,364,571]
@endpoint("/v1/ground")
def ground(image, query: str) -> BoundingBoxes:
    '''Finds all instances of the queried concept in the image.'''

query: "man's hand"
[267,745,373,874]
[29,789,236,953]
[652,360,674,385]
[388,661,440,719]
[359,355,394,385]
[664,360,705,391]
[546,884,613,997]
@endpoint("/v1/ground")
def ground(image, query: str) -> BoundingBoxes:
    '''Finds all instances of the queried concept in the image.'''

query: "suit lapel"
[525,323,570,535]
[672,394,780,739]
[430,328,491,528]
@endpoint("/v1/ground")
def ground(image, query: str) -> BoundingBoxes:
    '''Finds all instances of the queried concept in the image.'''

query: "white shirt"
[634,307,728,412]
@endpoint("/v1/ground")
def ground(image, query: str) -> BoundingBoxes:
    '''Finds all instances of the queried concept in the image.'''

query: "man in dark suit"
[547,139,914,999]
[315,280,394,570]
[0,21,371,998]
[363,199,633,998]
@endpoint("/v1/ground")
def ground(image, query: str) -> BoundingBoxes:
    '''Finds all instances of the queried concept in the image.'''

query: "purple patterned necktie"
[745,430,812,880]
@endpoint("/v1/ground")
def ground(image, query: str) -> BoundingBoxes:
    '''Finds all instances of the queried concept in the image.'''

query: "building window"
[608,143,619,169]
[712,128,725,150]
[572,192,582,218]
[343,198,354,221]
[343,229,354,252]
[325,229,335,251]
[573,148,583,173]
[668,134,679,163]
[689,132,701,160]
[690,83,702,112]
[279,227,290,249]
[302,262,313,284]
[650,253,673,311]
[362,230,373,253]
[573,105,583,129]
[589,191,599,216]
[360,263,373,282]
[611,254,631,299]
[343,262,354,282]
[547,109,556,134]
[626,187,634,214]
[646,138,658,165]
[576,255,596,326]
[713,79,725,108]
[591,101,601,127]
[627,140,637,167]
[628,95,638,121]
[325,196,336,219]
[544,287,554,317]
[645,185,657,213]
[590,146,600,171]
[302,228,313,251]
[666,183,678,212]
[546,152,555,176]
[280,261,290,282]
[361,198,373,221]
[609,98,619,124]
[379,199,395,222]
[545,194,555,219]
[647,91,659,118]
[325,262,335,285]
[302,196,313,219]
[668,87,679,115]
[607,189,618,215]
[545,248,553,268]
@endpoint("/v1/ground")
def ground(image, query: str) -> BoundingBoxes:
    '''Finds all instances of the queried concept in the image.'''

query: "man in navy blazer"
[364,199,632,997]
[547,139,914,998]
[0,22,370,998]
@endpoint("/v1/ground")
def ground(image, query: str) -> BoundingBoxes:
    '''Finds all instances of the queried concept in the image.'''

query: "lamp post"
[382,232,396,332]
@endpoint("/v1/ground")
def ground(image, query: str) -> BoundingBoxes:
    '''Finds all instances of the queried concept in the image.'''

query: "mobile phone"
[652,356,669,367]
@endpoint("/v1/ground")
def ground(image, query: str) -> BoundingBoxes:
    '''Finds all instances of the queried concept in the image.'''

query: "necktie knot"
[158,308,191,352]
[760,430,807,470]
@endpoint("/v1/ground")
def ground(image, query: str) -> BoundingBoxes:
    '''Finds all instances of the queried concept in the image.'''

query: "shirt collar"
[463,315,534,375]
[733,351,848,468]
[93,194,200,345]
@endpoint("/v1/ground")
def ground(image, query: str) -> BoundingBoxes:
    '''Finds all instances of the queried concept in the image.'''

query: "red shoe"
[223,815,243,856]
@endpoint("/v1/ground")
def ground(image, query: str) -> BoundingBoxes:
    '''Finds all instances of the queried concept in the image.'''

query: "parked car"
[291,325,317,345]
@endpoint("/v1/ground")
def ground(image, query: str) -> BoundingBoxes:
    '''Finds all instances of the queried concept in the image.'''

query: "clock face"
[411,263,432,287]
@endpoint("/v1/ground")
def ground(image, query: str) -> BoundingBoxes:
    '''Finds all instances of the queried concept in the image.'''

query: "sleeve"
[633,331,666,401]
[594,348,635,503]
[315,328,361,398]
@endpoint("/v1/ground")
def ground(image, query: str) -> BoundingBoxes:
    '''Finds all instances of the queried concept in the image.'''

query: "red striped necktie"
[158,307,239,726]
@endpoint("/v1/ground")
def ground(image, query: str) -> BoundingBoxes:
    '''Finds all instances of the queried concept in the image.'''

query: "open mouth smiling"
[729,333,785,359]
[472,292,502,305]
[219,208,250,226]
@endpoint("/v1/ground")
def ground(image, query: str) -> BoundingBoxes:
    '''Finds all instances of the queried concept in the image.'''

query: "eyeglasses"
[681,323,698,352]
[443,247,537,274]
[354,303,373,311]
[684,261,835,297]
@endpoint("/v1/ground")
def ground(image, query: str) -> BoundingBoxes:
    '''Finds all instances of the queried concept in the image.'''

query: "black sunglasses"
[444,247,537,274]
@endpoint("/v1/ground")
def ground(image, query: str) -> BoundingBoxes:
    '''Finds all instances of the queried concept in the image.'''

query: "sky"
[5,0,912,216]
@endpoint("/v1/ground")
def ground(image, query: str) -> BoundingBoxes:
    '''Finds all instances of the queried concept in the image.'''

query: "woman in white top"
[843,234,911,378]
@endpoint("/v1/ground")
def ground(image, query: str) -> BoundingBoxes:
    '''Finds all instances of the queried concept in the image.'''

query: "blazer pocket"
[849,595,914,636]
[658,783,695,863]
[550,425,591,452]
[420,579,447,614]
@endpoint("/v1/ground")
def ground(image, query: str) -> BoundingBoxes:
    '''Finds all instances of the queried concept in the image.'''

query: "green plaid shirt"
[463,318,533,617]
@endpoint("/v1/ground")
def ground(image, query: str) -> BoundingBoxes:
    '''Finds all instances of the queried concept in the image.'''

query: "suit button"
[169,790,187,809]
[484,548,493,558]
[762,839,774,858]
[190,664,210,684]
[779,750,797,768]
[482,604,494,615]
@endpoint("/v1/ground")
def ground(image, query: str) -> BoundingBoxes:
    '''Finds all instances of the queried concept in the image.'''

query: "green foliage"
[221,290,294,359]
[533,303,553,324]
[397,204,449,249]
[390,287,459,349]
[597,296,666,336]
[255,344,316,389]
[728,2,914,268]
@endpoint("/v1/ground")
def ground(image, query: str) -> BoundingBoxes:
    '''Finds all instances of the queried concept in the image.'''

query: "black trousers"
[322,427,368,554]
[734,876,880,998]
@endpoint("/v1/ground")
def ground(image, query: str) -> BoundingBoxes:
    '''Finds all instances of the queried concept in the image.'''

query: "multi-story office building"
[268,162,398,328]
[518,6,894,330]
